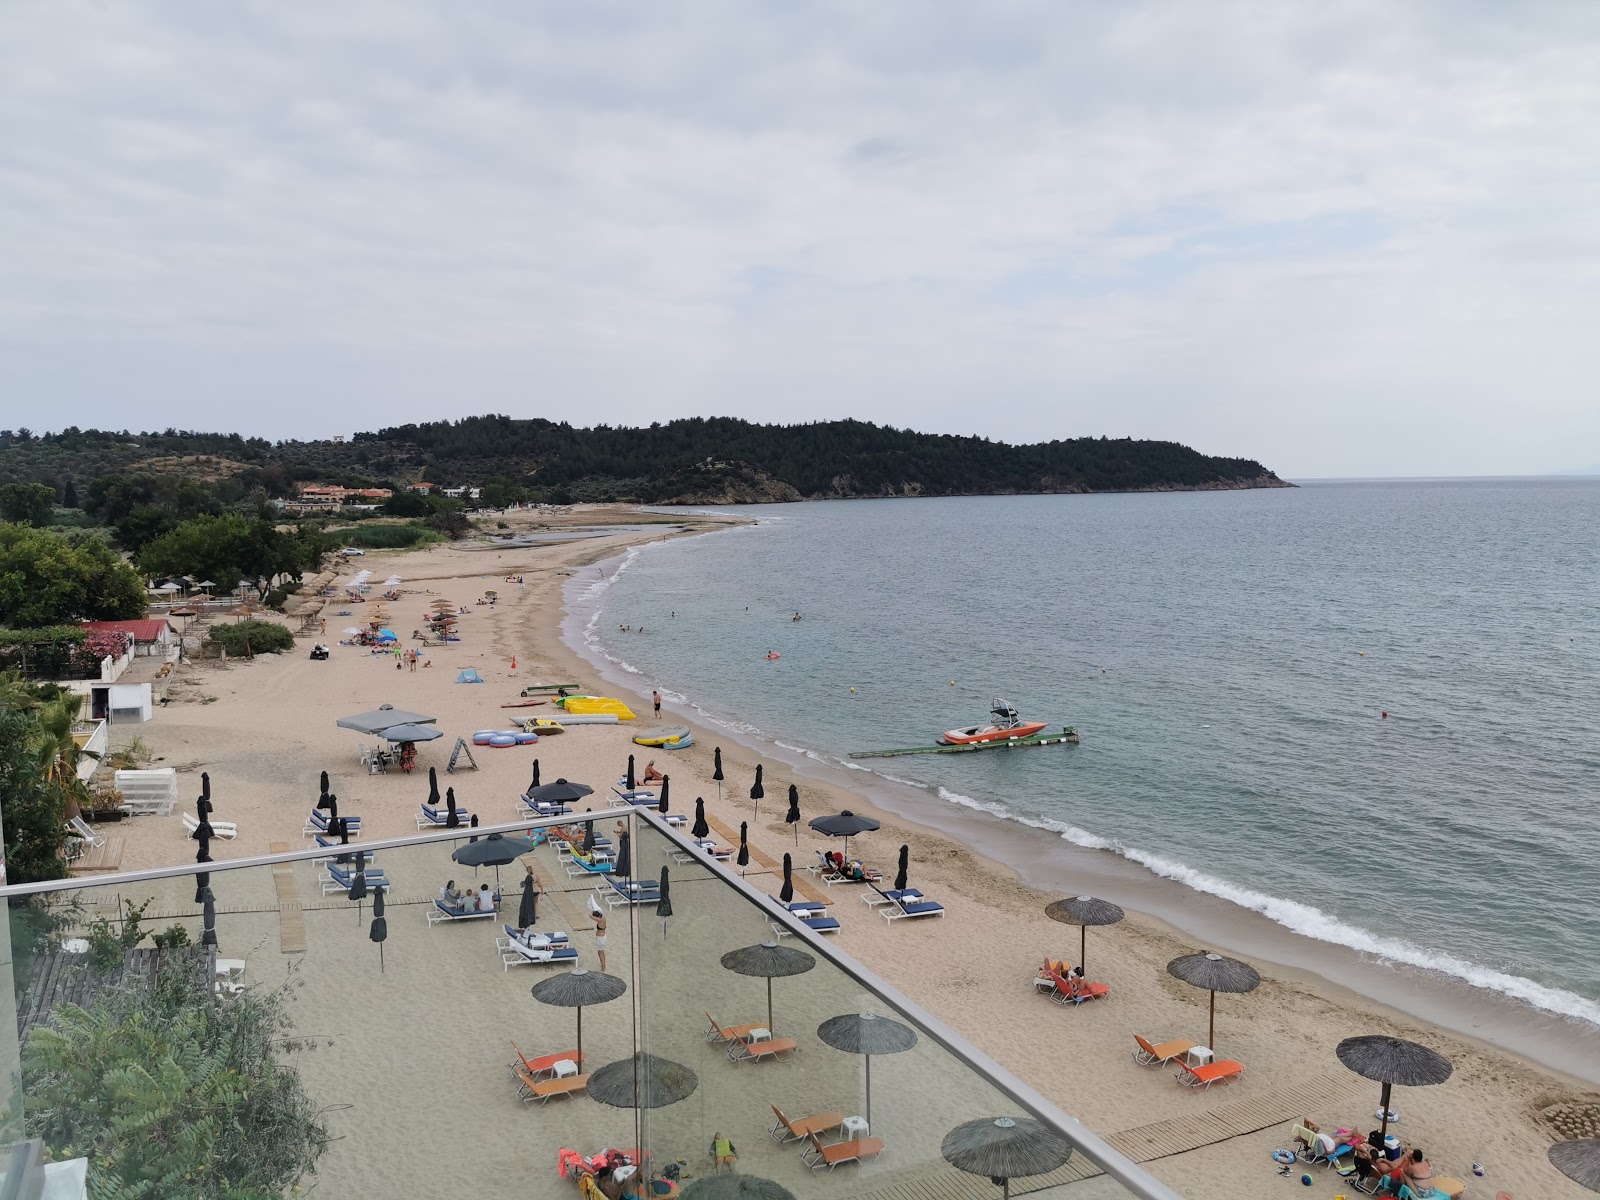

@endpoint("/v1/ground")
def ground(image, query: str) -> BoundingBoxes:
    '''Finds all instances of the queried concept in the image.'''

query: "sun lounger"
[516,1067,589,1105]
[66,815,106,848]
[823,865,883,886]
[565,855,615,878]
[499,923,569,950]
[727,1029,799,1064]
[881,892,945,922]
[509,1042,585,1086]
[1173,1058,1245,1090]
[517,795,570,818]
[705,1013,764,1044]
[502,939,580,970]
[802,1132,885,1170]
[1133,1035,1197,1066]
[610,786,657,805]
[602,877,660,906]
[771,913,842,937]
[304,810,361,837]
[768,1105,845,1144]
[862,887,923,908]
[314,835,376,862]
[182,810,237,839]
[1046,970,1107,1005]
[427,898,496,925]
[417,804,472,829]
[320,864,388,895]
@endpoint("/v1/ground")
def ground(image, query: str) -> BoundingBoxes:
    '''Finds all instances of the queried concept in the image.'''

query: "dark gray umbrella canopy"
[1166,950,1260,1052]
[451,834,539,867]
[1336,1034,1453,1140]
[942,1116,1075,1199]
[615,831,631,879]
[588,1052,699,1110]
[817,1012,918,1127]
[527,778,595,805]
[895,844,910,892]
[680,1176,796,1200]
[655,866,673,927]
[785,784,801,843]
[1550,1140,1600,1193]
[444,786,461,828]
[200,887,217,948]
[370,886,388,971]
[382,723,442,742]
[809,809,880,855]
[531,968,627,1063]
[427,766,440,806]
[518,874,537,929]
[1045,895,1126,973]
[712,747,724,781]
[778,852,794,903]
[692,798,710,840]
[336,706,436,734]
[721,940,816,1031]
[736,822,750,871]
[626,754,636,791]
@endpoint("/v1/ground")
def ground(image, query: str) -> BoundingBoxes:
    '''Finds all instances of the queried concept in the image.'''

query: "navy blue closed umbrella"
[615,831,631,879]
[445,786,460,828]
[318,770,331,810]
[659,776,670,812]
[656,866,673,937]
[737,821,749,876]
[750,764,764,818]
[626,754,636,791]
[200,887,217,948]
[194,824,212,903]
[370,885,388,972]
[582,820,596,854]
[779,852,794,904]
[785,784,801,844]
[692,798,709,840]
[518,873,538,929]
[528,759,541,791]
[895,845,909,892]
[348,851,369,924]
[427,766,440,806]
[713,747,724,802]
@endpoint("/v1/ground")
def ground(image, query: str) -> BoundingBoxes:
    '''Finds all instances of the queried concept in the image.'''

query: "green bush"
[208,620,294,656]
[324,522,442,549]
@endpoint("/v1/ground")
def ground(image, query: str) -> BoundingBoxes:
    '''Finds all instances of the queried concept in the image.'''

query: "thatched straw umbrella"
[941,1116,1074,1199]
[1550,1140,1600,1193]
[588,1052,698,1110]
[531,969,626,1064]
[681,1177,795,1200]
[1165,951,1260,1053]
[719,940,815,1032]
[817,1012,917,1128]
[1044,895,1125,973]
[1335,1035,1453,1141]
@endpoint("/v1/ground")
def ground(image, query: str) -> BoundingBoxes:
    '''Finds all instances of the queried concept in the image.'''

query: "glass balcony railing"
[0,806,1181,1200]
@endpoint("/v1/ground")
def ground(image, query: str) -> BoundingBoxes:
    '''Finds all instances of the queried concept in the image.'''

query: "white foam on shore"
[564,526,1600,1035]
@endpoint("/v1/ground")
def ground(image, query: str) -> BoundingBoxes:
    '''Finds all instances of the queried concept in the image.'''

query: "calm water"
[571,481,1600,1026]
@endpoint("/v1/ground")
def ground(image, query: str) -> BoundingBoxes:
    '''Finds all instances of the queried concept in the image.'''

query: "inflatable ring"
[514,732,540,745]
[489,734,517,748]
[472,733,494,746]
[1272,1150,1296,1165]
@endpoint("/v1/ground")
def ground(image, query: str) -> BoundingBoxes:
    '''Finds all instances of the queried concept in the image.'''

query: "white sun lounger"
[182,810,238,839]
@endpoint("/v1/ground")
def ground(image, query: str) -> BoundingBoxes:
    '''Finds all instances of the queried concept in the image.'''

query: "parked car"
[341,547,366,556]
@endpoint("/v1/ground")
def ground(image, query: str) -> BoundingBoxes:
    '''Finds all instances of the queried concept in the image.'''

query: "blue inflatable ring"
[489,734,517,747]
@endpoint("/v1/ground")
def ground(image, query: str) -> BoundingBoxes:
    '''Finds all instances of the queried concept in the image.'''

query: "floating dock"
[850,729,1080,759]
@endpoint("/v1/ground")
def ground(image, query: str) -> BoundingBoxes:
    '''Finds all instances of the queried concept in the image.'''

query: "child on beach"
[709,1133,736,1173]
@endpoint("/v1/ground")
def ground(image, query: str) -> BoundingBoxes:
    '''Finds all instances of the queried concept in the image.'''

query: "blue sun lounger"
[320,863,388,895]
[603,877,661,907]
[880,893,945,922]
[427,898,496,925]
[417,804,472,829]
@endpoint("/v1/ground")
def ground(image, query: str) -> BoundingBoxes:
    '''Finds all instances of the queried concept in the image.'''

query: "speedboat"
[940,698,1049,745]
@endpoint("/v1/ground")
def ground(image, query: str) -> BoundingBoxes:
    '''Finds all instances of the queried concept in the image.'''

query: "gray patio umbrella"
[626,754,636,791]
[942,1116,1074,1200]
[655,866,672,937]
[615,831,631,879]
[531,968,627,1064]
[370,885,387,973]
[894,844,910,892]
[720,940,815,1032]
[527,778,594,806]
[427,766,440,806]
[451,833,539,886]
[680,1177,796,1200]
[750,764,764,818]
[518,873,538,929]
[1550,1140,1600,1193]
[817,1012,918,1128]
[1166,951,1260,1054]
[1335,1035,1453,1141]
[1045,895,1125,974]
[336,705,437,734]
[692,797,709,840]
[779,853,794,903]
[808,810,880,856]
[589,1052,699,1110]
[383,723,442,742]
[444,786,461,828]
[736,821,749,876]
[200,887,217,948]
[785,784,801,844]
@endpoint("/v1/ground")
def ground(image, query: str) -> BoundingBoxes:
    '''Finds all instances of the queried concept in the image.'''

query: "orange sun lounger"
[705,1012,765,1044]
[802,1132,886,1170]
[1173,1059,1245,1090]
[768,1105,846,1143]
[728,1031,799,1064]
[1132,1034,1197,1067]
[517,1068,589,1104]
[509,1041,585,1082]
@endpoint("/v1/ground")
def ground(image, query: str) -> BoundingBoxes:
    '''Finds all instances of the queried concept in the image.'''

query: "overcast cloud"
[1,1,1597,476]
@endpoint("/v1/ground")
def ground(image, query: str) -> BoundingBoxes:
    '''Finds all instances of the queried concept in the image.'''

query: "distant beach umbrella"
[348,850,369,923]
[1550,1140,1600,1193]
[581,820,596,854]
[720,940,815,1032]
[942,1116,1074,1200]
[615,831,631,879]
[200,886,217,949]
[894,845,910,893]
[1045,896,1125,973]
[736,822,749,875]
[194,823,211,903]
[589,1051,698,1110]
[529,759,541,791]
[785,784,801,844]
[817,1012,918,1128]
[326,792,340,821]
[659,776,670,811]
[692,797,709,840]
[1166,951,1261,1053]
[531,968,627,1064]
[655,866,673,937]
[197,772,213,818]
[444,786,460,828]
[518,872,538,929]
[1335,1035,1453,1141]
[808,810,880,856]
[526,778,594,806]
[626,754,636,791]
[680,1177,795,1200]
[779,853,794,904]
[370,885,388,972]
[750,764,764,818]
[713,746,724,802]
[317,770,331,810]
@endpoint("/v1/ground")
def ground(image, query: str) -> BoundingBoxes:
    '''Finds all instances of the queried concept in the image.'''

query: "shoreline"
[554,519,1600,1088]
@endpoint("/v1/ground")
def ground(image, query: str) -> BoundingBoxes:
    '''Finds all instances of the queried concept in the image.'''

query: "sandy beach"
[88,507,1596,1199]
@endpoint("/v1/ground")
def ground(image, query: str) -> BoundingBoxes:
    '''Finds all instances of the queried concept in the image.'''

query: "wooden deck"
[855,1070,1361,1200]
[67,836,125,873]
[702,812,830,906]
[270,840,307,953]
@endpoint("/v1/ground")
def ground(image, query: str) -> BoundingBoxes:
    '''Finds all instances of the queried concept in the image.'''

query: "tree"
[0,705,68,884]
[60,478,78,509]
[137,514,312,599]
[0,483,55,527]
[381,490,430,518]
[0,523,147,628]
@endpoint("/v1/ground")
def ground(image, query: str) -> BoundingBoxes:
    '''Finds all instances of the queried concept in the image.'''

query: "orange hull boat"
[939,720,1049,745]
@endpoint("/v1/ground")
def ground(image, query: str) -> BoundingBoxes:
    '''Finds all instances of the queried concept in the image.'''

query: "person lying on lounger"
[642,761,664,783]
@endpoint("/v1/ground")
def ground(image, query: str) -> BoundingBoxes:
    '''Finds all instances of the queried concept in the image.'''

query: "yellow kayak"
[560,696,637,720]
[633,726,691,747]
[525,719,565,733]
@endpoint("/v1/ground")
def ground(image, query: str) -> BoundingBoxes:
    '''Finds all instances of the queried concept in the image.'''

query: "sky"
[1,2,1597,478]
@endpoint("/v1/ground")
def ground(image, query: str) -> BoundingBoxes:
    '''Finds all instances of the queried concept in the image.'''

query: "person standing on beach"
[652,689,661,719]
[594,912,608,971]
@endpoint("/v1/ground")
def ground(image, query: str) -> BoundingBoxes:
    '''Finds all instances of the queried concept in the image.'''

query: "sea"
[563,479,1600,1074]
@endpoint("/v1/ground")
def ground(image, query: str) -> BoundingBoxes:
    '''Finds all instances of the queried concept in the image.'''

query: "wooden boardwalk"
[68,836,125,873]
[856,1071,1360,1200]
[270,840,306,953]
[702,812,830,906]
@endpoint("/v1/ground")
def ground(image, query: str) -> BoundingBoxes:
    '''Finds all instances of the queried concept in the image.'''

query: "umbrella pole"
[767,977,774,1033]
[1379,1082,1392,1141]
[1080,925,1087,972]
[379,942,385,973]
[864,1054,872,1129]
[1208,990,1216,1052]
[577,1007,584,1066]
